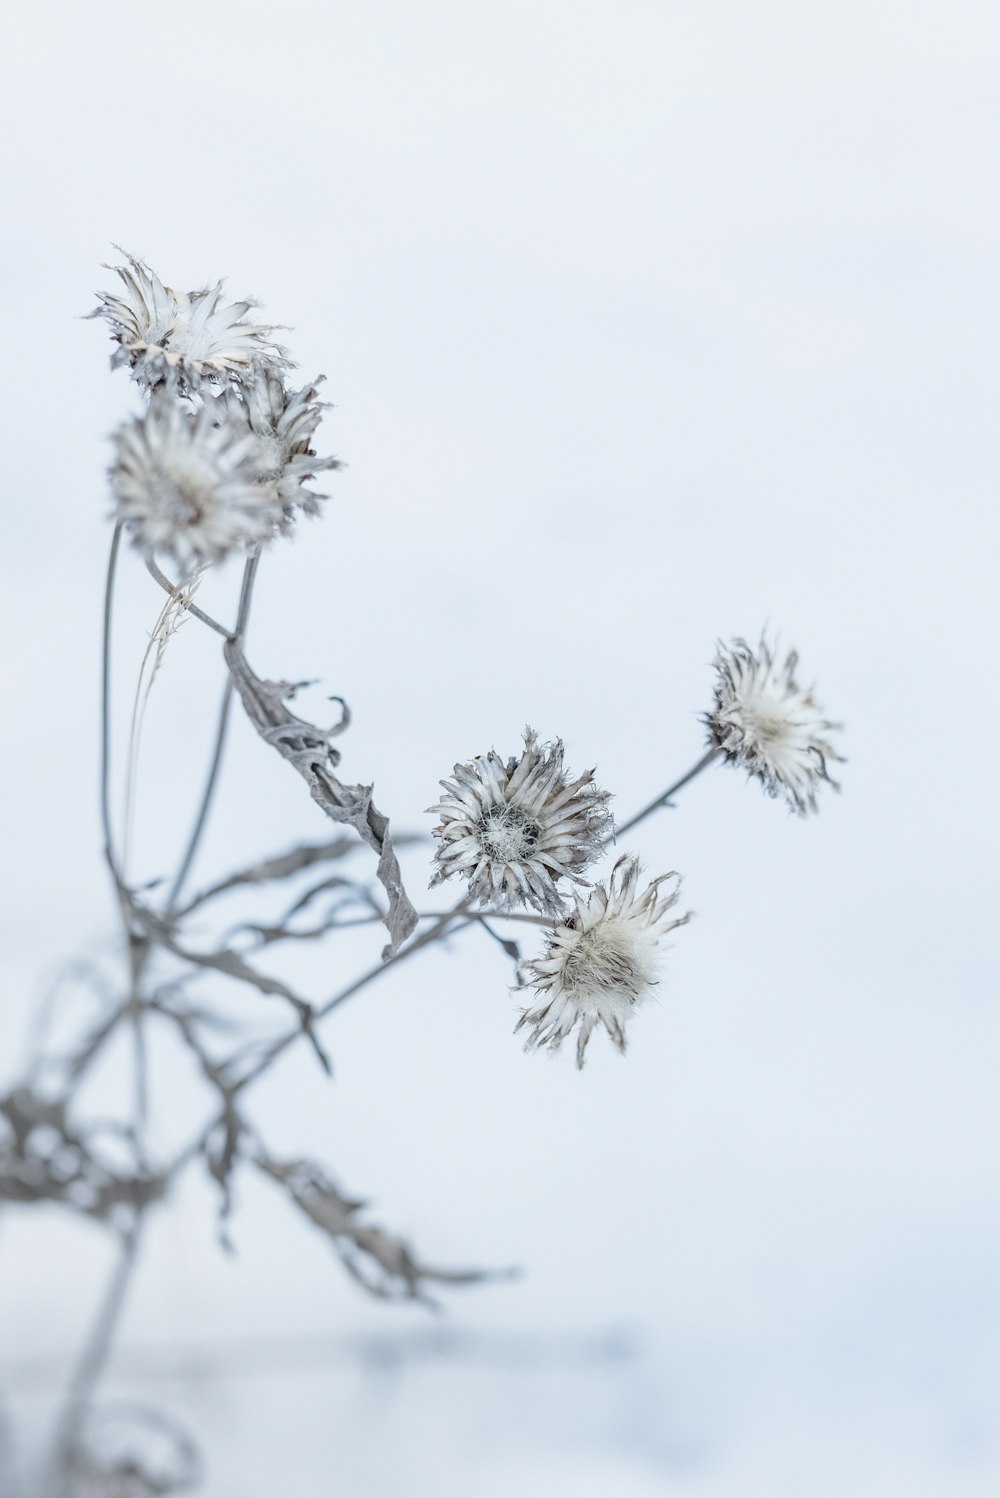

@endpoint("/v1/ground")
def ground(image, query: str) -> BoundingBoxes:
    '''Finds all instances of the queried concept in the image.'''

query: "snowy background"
[2,2,999,1494]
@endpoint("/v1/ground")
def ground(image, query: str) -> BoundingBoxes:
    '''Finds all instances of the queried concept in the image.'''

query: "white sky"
[1,3,998,1495]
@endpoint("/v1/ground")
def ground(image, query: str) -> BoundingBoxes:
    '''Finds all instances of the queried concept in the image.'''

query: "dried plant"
[0,250,846,1496]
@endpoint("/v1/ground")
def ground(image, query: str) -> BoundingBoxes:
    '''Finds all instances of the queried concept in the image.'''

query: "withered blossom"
[92,250,287,389]
[517,854,689,1067]
[705,634,843,815]
[212,371,341,524]
[428,728,612,916]
[111,396,283,568]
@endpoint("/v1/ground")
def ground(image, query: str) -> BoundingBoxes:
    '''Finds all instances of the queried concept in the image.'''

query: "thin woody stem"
[164,680,234,914]
[165,551,260,914]
[231,897,472,1095]
[59,534,152,1479]
[100,525,123,889]
[610,747,722,842]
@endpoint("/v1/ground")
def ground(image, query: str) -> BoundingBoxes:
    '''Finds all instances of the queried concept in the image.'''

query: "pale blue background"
[1,3,998,1494]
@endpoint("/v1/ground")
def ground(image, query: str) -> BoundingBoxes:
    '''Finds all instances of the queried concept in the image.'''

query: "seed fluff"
[428,728,612,916]
[516,854,689,1068]
[705,633,844,815]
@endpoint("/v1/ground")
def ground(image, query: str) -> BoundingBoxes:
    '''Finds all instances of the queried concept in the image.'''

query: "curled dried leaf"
[225,641,418,957]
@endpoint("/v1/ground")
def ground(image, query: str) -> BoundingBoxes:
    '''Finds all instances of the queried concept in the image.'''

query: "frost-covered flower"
[92,251,287,389]
[516,854,688,1068]
[111,397,283,568]
[428,728,613,916]
[705,634,843,815]
[212,371,340,523]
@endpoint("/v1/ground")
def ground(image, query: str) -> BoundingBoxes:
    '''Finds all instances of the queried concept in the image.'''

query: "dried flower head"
[705,635,844,815]
[92,250,287,390]
[428,728,613,916]
[517,854,688,1068]
[212,371,341,523]
[111,396,283,568]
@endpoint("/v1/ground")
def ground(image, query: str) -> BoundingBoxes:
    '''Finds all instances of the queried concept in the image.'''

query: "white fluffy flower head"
[428,728,613,916]
[212,372,341,523]
[517,855,689,1068]
[111,397,284,568]
[705,635,843,815]
[92,251,287,390]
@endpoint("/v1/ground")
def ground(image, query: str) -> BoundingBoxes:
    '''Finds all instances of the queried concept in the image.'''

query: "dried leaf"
[257,1155,496,1305]
[224,641,418,957]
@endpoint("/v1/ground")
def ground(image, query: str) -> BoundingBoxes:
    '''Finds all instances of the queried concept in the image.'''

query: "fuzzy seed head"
[428,728,613,917]
[517,854,689,1068]
[110,397,284,568]
[705,635,844,815]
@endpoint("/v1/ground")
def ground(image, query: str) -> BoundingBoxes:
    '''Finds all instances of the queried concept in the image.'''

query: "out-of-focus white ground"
[1,3,998,1494]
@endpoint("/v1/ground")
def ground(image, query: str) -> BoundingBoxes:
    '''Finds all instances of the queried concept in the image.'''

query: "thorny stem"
[610,747,722,842]
[50,1219,144,1495]
[234,549,260,637]
[165,552,261,914]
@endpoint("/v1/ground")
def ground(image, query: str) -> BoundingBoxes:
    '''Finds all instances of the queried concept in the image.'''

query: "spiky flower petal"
[705,635,844,815]
[111,397,283,568]
[428,728,613,916]
[212,372,341,523]
[92,251,287,390]
[517,854,688,1068]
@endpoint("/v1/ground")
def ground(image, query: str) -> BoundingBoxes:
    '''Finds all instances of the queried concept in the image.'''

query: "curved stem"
[165,552,260,915]
[610,747,722,842]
